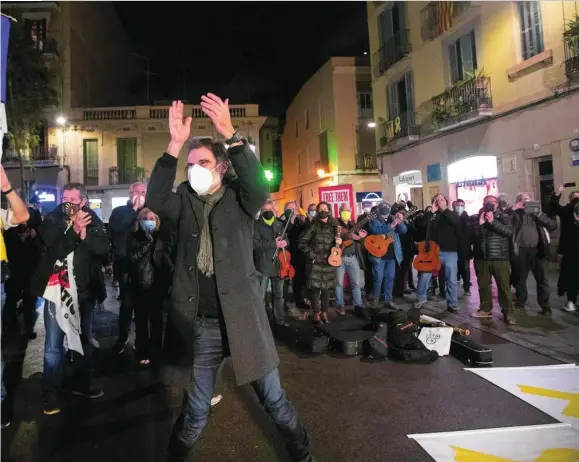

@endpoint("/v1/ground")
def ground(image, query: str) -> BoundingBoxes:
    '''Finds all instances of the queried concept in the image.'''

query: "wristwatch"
[225,132,242,145]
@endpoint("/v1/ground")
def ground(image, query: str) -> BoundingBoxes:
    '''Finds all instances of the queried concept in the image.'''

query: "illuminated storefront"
[393,170,423,209]
[447,156,499,215]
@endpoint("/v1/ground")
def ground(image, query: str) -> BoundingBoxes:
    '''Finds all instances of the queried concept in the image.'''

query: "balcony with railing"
[355,153,378,171]
[564,30,579,79]
[378,112,420,148]
[372,29,411,77]
[420,1,471,42]
[1,145,59,165]
[83,169,99,186]
[72,104,258,122]
[431,76,493,131]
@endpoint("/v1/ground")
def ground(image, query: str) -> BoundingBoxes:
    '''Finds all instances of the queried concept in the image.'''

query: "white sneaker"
[90,336,100,348]
[211,395,223,406]
[562,301,577,312]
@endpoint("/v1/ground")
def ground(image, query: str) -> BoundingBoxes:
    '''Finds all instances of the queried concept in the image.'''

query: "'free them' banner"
[318,184,355,220]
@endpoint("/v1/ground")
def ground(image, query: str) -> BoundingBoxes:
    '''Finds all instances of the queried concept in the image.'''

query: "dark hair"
[316,201,332,214]
[456,198,465,205]
[186,137,236,183]
[63,182,88,199]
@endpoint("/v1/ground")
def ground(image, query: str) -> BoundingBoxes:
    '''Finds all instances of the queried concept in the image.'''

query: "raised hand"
[200,94,235,140]
[72,211,91,234]
[0,165,12,192]
[168,101,192,157]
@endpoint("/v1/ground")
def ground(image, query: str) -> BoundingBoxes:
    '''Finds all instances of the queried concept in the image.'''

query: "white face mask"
[188,164,220,196]
[455,206,464,215]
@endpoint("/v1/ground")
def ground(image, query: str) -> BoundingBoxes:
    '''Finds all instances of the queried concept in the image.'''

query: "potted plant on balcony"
[109,166,119,185]
[564,15,579,55]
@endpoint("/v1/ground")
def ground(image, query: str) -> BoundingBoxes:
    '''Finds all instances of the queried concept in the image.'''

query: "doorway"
[537,156,553,210]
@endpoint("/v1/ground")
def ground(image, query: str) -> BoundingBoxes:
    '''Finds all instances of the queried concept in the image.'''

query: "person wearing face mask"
[334,204,367,316]
[283,201,310,310]
[307,203,317,222]
[413,194,461,313]
[470,196,516,325]
[30,183,109,415]
[253,200,289,327]
[368,201,407,310]
[299,202,340,324]
[125,208,164,365]
[507,192,557,315]
[146,98,314,462]
[497,194,509,212]
[453,199,473,296]
[108,181,147,354]
[356,201,375,294]
[548,187,579,312]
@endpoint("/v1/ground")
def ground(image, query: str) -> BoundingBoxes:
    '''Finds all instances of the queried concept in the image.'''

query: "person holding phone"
[508,192,557,315]
[414,194,461,312]
[548,185,579,312]
[30,183,109,415]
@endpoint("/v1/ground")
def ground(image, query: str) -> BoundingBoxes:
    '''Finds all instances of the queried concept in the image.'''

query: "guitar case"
[450,332,493,366]
[274,322,329,354]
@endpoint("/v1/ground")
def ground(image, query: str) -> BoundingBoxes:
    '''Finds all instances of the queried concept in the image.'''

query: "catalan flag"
[436,1,454,36]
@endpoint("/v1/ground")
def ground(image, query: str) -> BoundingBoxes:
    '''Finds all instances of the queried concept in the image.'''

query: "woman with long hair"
[126,207,164,365]
[298,202,340,323]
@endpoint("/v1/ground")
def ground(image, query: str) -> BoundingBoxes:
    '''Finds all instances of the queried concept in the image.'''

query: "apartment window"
[359,93,372,110]
[297,151,302,175]
[305,110,310,130]
[83,139,99,186]
[295,120,299,138]
[519,1,544,61]
[377,3,406,48]
[24,18,47,51]
[449,30,477,84]
[117,138,137,184]
[386,72,415,120]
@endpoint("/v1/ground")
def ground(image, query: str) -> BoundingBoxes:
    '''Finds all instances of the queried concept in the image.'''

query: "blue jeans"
[168,317,310,462]
[43,298,95,398]
[370,257,397,303]
[417,251,458,307]
[336,255,363,307]
[260,275,286,324]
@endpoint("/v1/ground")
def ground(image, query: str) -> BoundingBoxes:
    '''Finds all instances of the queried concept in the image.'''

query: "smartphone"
[563,182,577,188]
[524,200,541,214]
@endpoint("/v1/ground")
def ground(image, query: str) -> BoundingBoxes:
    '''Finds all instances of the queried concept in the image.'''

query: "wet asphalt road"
[2,307,563,462]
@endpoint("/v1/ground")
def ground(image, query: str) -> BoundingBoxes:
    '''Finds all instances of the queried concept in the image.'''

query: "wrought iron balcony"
[372,29,411,77]
[431,76,493,131]
[2,145,59,164]
[84,168,99,186]
[355,153,378,171]
[379,112,420,147]
[420,1,471,42]
[564,31,579,79]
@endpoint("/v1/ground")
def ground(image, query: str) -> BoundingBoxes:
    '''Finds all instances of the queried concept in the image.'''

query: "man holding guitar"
[335,204,367,317]
[368,202,407,310]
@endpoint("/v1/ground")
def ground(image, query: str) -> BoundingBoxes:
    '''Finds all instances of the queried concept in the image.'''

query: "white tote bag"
[418,327,454,356]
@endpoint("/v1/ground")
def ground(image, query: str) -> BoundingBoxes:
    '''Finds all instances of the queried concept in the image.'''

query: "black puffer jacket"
[126,227,160,291]
[472,211,513,262]
[298,217,338,290]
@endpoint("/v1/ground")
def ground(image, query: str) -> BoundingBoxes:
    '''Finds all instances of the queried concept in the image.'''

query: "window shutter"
[387,84,399,120]
[449,43,460,84]
[404,72,415,120]
[460,31,476,77]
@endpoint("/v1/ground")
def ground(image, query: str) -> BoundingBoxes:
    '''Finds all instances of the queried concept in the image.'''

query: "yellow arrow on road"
[451,446,579,461]
[518,385,579,418]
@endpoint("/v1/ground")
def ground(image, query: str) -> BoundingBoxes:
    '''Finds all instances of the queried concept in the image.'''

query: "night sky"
[113,2,369,116]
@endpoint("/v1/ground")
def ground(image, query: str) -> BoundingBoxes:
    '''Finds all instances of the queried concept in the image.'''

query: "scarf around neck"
[263,216,275,227]
[197,186,227,277]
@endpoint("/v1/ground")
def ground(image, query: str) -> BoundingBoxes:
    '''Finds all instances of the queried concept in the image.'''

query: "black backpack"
[385,311,439,364]
[367,323,388,359]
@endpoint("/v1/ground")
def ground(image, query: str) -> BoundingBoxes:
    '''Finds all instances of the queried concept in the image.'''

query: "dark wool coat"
[146,142,277,387]
[253,218,286,278]
[298,217,338,291]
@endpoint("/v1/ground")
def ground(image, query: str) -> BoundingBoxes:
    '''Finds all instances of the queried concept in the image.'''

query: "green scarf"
[263,216,275,226]
[197,186,227,277]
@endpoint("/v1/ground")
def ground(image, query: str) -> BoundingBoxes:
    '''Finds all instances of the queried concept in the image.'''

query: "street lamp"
[56,116,66,126]
[317,169,325,178]
[264,170,274,182]
[367,122,376,128]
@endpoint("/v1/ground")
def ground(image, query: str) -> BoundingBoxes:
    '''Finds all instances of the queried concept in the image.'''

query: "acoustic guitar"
[340,211,379,247]
[413,213,441,273]
[364,207,419,258]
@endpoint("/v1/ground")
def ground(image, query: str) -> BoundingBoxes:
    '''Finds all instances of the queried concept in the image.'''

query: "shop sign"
[393,171,422,186]
[427,163,442,183]
[319,184,355,219]
[355,192,382,202]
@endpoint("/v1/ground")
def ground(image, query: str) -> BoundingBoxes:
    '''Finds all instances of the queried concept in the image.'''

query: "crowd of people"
[0,96,578,461]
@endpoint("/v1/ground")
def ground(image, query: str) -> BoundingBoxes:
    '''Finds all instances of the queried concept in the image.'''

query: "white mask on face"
[132,195,145,210]
[188,164,220,196]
